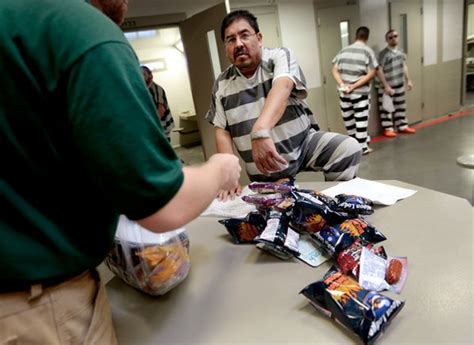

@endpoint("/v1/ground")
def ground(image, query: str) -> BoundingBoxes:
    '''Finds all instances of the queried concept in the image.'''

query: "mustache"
[233,47,248,58]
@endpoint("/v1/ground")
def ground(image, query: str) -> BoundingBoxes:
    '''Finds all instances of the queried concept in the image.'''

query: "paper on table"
[321,177,416,205]
[201,186,256,218]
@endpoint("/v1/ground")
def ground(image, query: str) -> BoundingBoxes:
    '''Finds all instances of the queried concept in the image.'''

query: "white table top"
[106,181,473,345]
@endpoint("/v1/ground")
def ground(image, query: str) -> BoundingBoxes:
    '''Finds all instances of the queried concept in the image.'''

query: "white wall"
[359,0,389,54]
[442,0,463,62]
[423,0,438,66]
[277,1,322,88]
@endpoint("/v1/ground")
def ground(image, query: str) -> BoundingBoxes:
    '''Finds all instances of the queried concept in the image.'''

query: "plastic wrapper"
[336,240,387,276]
[359,248,408,294]
[337,219,386,244]
[218,212,266,244]
[300,266,404,345]
[242,193,286,208]
[335,194,374,216]
[297,189,338,209]
[310,225,354,257]
[255,210,300,259]
[105,216,190,296]
[248,179,295,194]
[290,194,348,234]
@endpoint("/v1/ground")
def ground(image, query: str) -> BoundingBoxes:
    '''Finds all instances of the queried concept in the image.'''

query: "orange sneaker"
[383,130,397,138]
[399,127,416,134]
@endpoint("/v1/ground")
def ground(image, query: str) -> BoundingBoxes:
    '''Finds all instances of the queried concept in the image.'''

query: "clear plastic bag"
[105,215,190,296]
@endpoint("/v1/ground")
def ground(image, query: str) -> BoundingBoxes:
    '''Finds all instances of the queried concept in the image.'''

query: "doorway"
[464,1,474,104]
[317,5,360,134]
[389,0,423,123]
[124,27,200,149]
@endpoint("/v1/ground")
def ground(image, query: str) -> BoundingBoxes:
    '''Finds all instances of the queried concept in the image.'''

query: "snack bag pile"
[217,179,408,344]
[106,216,190,296]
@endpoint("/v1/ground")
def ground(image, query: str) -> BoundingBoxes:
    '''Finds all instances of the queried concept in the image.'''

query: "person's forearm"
[137,164,222,232]
[351,69,376,90]
[376,67,390,89]
[332,65,344,86]
[252,77,294,131]
[403,64,410,83]
[215,127,234,154]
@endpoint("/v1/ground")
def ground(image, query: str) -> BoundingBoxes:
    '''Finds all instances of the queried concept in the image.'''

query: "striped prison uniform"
[332,41,378,153]
[149,82,175,139]
[377,47,408,131]
[206,47,361,182]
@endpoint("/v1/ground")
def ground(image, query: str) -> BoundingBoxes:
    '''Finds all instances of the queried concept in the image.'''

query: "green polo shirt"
[1,0,184,284]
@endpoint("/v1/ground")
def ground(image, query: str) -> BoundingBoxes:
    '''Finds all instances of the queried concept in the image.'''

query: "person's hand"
[344,84,355,94]
[384,85,394,95]
[406,80,413,91]
[217,185,242,201]
[208,153,241,191]
[251,137,288,176]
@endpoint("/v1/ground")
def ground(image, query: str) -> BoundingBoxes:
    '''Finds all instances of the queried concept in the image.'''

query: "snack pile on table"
[218,178,408,344]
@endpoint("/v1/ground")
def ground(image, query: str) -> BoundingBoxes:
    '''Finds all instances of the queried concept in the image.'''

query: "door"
[318,5,360,133]
[180,3,229,160]
[389,0,423,123]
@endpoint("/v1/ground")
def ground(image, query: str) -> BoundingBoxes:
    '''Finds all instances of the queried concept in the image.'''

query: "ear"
[257,32,263,47]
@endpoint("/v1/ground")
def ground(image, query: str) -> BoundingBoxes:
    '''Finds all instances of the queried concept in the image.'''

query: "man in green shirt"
[0,0,240,343]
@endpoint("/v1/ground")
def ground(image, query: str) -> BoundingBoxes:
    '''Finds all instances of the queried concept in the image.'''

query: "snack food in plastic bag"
[218,212,266,244]
[105,216,190,296]
[335,194,374,216]
[290,196,348,233]
[255,210,300,259]
[242,193,286,208]
[301,266,404,345]
[337,219,386,244]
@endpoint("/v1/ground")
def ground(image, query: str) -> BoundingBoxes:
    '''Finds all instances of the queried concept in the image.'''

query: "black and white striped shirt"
[206,47,319,180]
[332,41,378,95]
[149,82,175,139]
[377,47,406,87]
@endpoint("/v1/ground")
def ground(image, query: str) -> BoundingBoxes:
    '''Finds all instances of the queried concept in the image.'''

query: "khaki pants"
[0,271,117,345]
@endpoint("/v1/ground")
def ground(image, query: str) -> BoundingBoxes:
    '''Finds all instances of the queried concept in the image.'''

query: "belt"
[0,270,91,294]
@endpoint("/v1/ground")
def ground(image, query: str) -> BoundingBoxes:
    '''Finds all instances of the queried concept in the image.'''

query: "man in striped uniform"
[206,10,362,200]
[376,30,416,137]
[141,66,175,141]
[332,27,378,155]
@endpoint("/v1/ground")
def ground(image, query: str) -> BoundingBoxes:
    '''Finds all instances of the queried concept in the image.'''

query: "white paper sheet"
[321,178,416,205]
[200,187,256,218]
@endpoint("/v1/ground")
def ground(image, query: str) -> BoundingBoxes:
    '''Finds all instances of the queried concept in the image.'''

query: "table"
[106,181,473,344]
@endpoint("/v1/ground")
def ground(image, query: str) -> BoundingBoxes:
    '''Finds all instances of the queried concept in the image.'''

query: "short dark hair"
[220,10,260,41]
[355,26,370,40]
[385,29,396,39]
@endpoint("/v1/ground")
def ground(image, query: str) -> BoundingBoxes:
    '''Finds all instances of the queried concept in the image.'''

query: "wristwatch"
[250,129,271,140]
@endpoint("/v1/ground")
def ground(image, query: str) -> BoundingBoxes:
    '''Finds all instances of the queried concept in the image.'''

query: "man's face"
[142,69,153,87]
[223,18,262,77]
[386,31,399,47]
[95,0,129,25]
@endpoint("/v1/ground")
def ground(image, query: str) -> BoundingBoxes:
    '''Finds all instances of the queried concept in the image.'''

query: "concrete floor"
[175,113,474,204]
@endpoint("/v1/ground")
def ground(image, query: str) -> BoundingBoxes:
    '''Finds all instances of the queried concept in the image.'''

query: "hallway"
[176,111,474,204]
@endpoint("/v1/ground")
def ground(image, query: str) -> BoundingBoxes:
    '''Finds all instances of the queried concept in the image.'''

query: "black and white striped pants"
[377,84,408,131]
[338,93,370,151]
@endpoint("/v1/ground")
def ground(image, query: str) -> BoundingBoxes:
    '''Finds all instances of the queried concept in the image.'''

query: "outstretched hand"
[251,137,288,176]
[217,185,242,201]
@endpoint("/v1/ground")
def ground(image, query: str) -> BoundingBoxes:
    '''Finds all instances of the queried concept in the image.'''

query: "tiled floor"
[175,112,474,204]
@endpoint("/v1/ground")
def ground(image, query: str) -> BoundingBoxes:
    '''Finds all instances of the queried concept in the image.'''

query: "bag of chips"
[301,267,404,345]
[105,216,190,296]
[255,210,300,259]
[290,194,348,234]
[335,194,374,216]
[218,212,266,244]
[337,219,386,244]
